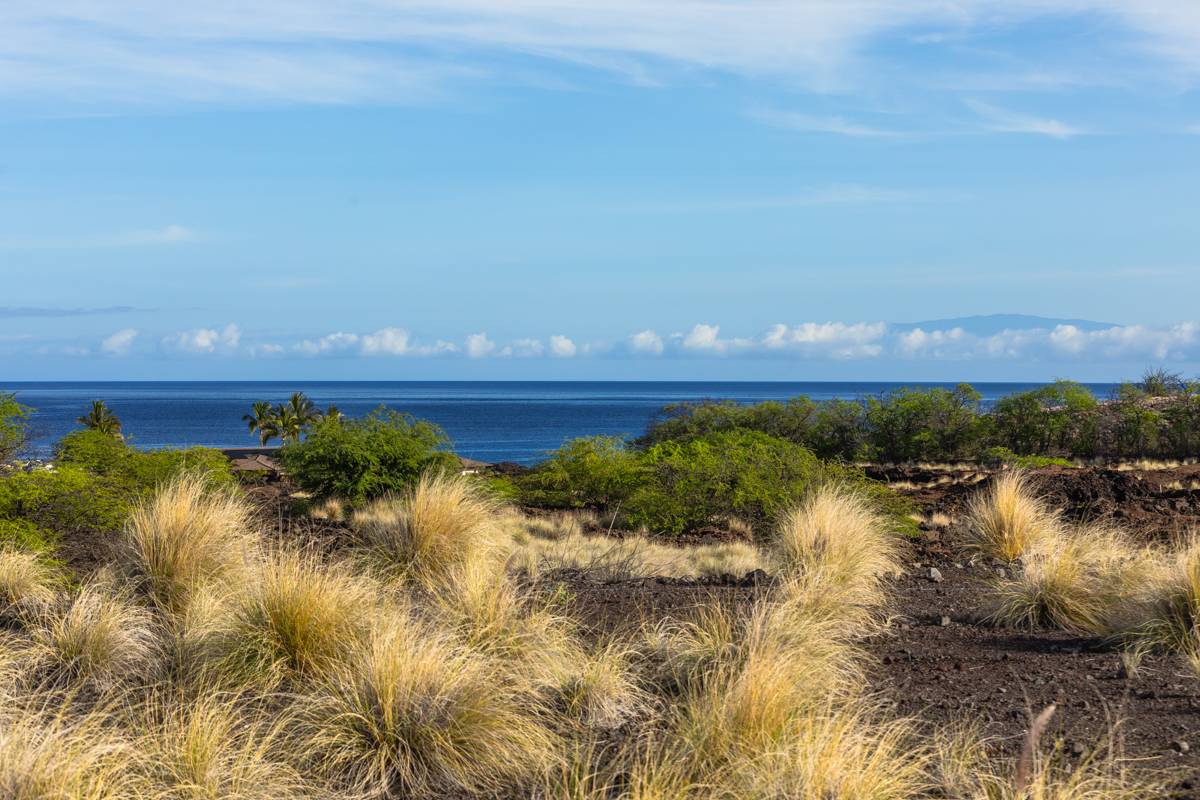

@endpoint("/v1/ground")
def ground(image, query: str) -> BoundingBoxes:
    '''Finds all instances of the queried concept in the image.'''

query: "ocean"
[7,381,1120,465]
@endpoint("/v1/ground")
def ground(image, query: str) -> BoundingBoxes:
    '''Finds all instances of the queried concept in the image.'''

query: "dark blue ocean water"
[6,381,1120,465]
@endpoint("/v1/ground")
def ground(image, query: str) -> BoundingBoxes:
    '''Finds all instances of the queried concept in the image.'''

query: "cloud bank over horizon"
[13,320,1200,371]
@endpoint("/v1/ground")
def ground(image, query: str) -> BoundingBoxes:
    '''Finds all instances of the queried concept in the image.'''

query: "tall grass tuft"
[121,474,257,614]
[429,555,583,690]
[351,471,503,586]
[219,549,376,686]
[32,582,158,689]
[771,485,901,621]
[640,601,742,695]
[933,720,1172,799]
[510,524,764,581]
[731,704,930,799]
[0,698,139,798]
[136,691,312,800]
[558,639,646,730]
[1120,535,1200,654]
[0,545,58,612]
[310,615,557,798]
[983,524,1161,632]
[965,471,1061,563]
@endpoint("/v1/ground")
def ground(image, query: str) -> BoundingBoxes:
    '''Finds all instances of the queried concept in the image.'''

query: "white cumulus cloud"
[548,335,577,358]
[511,338,545,357]
[162,323,240,354]
[629,329,664,355]
[360,328,412,356]
[677,324,754,355]
[465,332,497,359]
[295,331,360,356]
[895,326,967,357]
[100,328,138,356]
[762,322,887,358]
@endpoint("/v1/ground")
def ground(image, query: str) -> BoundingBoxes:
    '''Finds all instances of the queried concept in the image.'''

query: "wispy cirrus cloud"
[965,100,1089,139]
[0,305,143,318]
[4,2,1200,113]
[750,108,902,138]
[0,225,200,250]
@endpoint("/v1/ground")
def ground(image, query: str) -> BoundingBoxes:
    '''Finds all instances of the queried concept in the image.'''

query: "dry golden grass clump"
[729,705,931,799]
[930,715,1173,799]
[308,496,349,522]
[218,549,377,686]
[429,557,582,683]
[556,639,646,730]
[510,526,763,581]
[648,597,916,798]
[1116,536,1200,660]
[429,542,647,734]
[121,473,257,613]
[351,472,503,586]
[509,509,588,541]
[31,581,159,690]
[0,699,140,799]
[966,470,1061,563]
[135,692,312,800]
[310,615,558,798]
[983,524,1162,633]
[640,601,742,695]
[768,484,902,604]
[631,488,910,798]
[0,545,58,612]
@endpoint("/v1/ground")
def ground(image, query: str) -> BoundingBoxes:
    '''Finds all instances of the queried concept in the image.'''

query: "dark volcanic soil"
[874,462,1200,539]
[556,563,1200,793]
[879,536,1200,779]
[554,465,1200,792]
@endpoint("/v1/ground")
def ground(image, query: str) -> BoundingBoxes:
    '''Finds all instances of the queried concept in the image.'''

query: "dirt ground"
[232,467,1200,792]
[869,462,1200,539]
[553,465,1200,794]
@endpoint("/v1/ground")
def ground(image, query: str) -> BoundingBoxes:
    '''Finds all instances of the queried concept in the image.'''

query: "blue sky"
[1,2,1198,381]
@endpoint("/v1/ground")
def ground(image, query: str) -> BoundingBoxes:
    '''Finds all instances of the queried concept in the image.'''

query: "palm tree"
[77,400,122,438]
[243,401,277,445]
[273,403,304,443]
[286,392,320,427]
[320,404,343,423]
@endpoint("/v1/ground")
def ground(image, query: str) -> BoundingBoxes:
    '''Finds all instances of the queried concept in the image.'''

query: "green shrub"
[55,429,235,490]
[1160,386,1200,457]
[625,430,824,534]
[637,397,823,448]
[278,409,457,502]
[864,384,986,463]
[809,399,868,460]
[516,436,646,509]
[1139,367,1188,397]
[0,466,131,535]
[635,397,870,461]
[0,393,30,463]
[982,446,1074,469]
[990,380,1099,458]
[632,375,1200,464]
[1107,386,1162,457]
[0,433,234,544]
[520,430,915,537]
[0,517,58,552]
